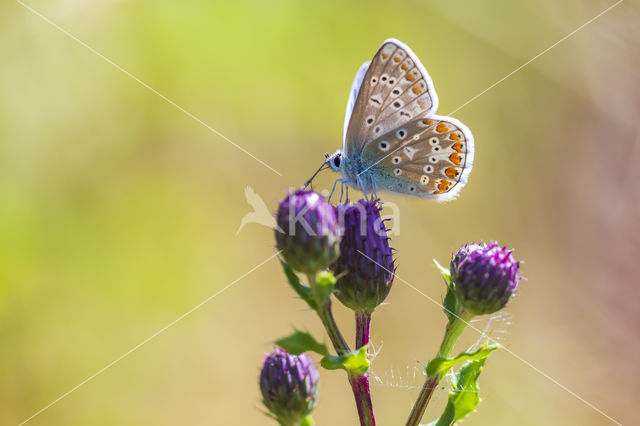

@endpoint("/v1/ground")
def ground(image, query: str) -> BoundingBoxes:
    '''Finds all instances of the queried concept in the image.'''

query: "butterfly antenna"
[303,158,330,189]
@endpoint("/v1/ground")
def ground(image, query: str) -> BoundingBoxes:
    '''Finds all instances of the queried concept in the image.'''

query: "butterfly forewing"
[344,39,438,157]
[360,115,474,201]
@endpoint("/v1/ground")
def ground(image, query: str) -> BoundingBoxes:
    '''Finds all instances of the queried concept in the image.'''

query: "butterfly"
[310,38,474,201]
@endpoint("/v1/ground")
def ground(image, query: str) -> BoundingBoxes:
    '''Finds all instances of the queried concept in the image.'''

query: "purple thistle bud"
[276,189,341,274]
[450,242,521,316]
[331,199,395,313]
[259,348,319,424]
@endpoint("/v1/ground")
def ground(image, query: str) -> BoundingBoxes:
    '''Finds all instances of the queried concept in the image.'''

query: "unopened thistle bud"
[260,348,319,425]
[275,190,340,274]
[450,242,521,316]
[331,199,395,313]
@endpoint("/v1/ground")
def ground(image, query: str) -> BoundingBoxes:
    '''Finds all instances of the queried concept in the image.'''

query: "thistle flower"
[450,242,520,316]
[331,199,395,313]
[260,348,319,425]
[275,189,341,274]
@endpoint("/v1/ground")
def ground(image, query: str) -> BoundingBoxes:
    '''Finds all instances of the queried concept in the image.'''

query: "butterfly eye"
[333,156,341,168]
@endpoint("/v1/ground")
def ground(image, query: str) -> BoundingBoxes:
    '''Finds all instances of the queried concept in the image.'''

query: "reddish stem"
[352,312,375,425]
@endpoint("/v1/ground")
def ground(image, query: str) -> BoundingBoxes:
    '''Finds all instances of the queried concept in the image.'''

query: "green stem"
[405,310,473,426]
[307,274,375,426]
[438,311,472,357]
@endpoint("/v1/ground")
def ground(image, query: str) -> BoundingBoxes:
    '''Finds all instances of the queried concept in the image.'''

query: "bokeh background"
[1,0,638,425]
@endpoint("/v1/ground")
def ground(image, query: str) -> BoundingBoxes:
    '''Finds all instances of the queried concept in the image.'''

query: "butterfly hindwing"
[343,61,371,150]
[360,114,474,201]
[344,39,439,157]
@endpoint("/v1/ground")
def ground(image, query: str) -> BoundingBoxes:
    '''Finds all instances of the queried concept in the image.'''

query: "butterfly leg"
[328,178,346,203]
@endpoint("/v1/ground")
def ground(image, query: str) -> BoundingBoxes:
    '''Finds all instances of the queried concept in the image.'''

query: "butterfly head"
[326,150,343,172]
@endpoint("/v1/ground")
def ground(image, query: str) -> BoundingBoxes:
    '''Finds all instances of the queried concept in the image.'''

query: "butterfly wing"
[344,39,439,157]
[343,61,371,151]
[360,115,474,201]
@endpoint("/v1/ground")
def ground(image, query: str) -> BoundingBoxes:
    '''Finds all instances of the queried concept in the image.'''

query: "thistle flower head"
[450,242,520,316]
[275,189,341,274]
[259,348,319,425]
[331,199,395,313]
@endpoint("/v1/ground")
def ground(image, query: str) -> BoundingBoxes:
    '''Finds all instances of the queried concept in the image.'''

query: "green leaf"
[320,345,369,375]
[275,330,330,357]
[426,344,498,379]
[280,261,316,310]
[433,358,488,426]
[442,285,461,324]
[276,331,370,375]
[434,259,461,324]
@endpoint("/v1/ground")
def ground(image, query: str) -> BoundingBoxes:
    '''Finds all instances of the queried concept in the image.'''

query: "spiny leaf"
[275,330,329,357]
[426,344,498,379]
[321,345,369,375]
[276,331,369,375]
[433,358,488,426]
[280,261,316,311]
[434,259,460,324]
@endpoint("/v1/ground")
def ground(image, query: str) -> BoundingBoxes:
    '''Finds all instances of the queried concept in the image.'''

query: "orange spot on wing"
[412,85,423,94]
[449,152,462,165]
[401,63,409,71]
[452,142,463,153]
[393,56,401,63]
[438,180,452,191]
[422,119,433,125]
[381,53,389,59]
[405,72,417,82]
[445,167,457,179]
[436,123,449,133]
[450,132,460,141]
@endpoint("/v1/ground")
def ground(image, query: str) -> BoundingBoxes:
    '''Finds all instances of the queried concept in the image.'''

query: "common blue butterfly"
[311,39,474,201]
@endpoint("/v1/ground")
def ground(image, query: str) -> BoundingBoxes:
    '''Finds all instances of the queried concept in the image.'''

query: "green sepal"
[280,261,317,311]
[426,344,498,380]
[431,358,489,426]
[275,330,369,375]
[320,345,369,375]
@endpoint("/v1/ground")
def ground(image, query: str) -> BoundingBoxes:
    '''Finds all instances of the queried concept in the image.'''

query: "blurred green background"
[1,0,638,425]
